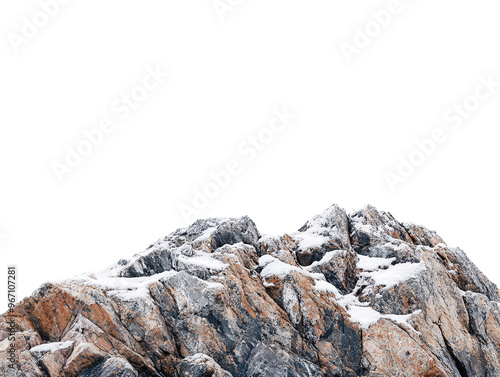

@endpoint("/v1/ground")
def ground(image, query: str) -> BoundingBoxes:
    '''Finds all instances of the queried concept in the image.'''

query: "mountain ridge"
[1,204,500,376]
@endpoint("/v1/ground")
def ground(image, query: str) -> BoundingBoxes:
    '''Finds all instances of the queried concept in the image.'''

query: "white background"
[1,0,499,312]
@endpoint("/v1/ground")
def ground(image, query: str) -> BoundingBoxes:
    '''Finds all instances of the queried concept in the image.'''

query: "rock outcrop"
[1,205,499,376]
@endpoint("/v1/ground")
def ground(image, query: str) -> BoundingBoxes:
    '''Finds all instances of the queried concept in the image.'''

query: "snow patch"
[30,341,73,354]
[347,305,420,330]
[258,234,281,243]
[60,270,178,301]
[337,293,421,330]
[259,255,323,280]
[293,232,330,250]
[315,280,341,298]
[353,223,374,233]
[183,353,213,363]
[306,251,342,270]
[65,269,224,302]
[360,262,426,289]
[194,227,217,242]
[178,252,228,270]
[357,255,395,271]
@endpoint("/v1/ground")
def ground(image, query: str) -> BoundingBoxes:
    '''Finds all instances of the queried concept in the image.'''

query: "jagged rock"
[246,343,287,377]
[306,250,358,295]
[178,353,232,377]
[403,222,444,247]
[361,319,450,376]
[435,244,500,301]
[244,342,324,377]
[79,357,138,377]
[256,234,298,257]
[29,341,74,376]
[115,217,259,279]
[0,329,44,376]
[62,342,105,377]
[294,205,351,265]
[1,205,499,376]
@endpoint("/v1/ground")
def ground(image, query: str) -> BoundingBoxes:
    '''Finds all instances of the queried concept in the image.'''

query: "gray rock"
[178,354,232,377]
[79,357,138,377]
[246,343,288,377]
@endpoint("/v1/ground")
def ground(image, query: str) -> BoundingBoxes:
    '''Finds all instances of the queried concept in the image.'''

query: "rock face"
[1,205,500,376]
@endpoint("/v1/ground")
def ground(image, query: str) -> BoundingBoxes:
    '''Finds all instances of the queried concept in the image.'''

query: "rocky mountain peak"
[1,204,500,376]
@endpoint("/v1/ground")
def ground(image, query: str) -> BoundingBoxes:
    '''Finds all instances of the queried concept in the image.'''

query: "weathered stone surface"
[361,319,450,376]
[307,249,358,295]
[178,353,232,377]
[1,206,499,376]
[79,357,138,377]
[29,341,74,376]
[294,205,352,265]
[62,342,106,377]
